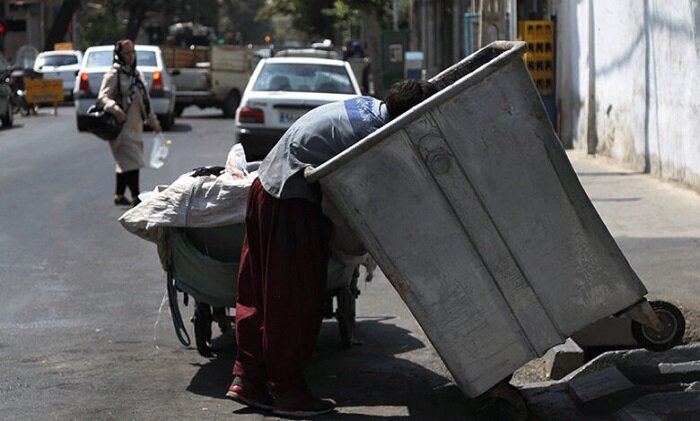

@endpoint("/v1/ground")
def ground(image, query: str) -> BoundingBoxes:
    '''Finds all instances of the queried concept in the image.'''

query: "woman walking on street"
[98,39,161,206]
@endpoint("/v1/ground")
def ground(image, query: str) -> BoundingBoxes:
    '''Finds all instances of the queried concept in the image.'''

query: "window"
[85,51,113,68]
[85,50,158,68]
[36,54,79,68]
[253,62,355,94]
[136,51,157,67]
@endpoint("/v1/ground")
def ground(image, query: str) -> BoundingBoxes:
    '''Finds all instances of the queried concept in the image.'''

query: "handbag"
[84,69,124,141]
[84,103,124,141]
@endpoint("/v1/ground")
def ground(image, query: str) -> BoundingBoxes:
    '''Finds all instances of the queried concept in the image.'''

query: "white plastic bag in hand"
[225,143,248,178]
[150,133,172,169]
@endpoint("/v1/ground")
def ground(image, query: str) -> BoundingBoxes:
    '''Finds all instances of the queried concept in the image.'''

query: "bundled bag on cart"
[119,161,371,352]
[118,166,254,301]
[118,163,363,293]
[119,167,251,246]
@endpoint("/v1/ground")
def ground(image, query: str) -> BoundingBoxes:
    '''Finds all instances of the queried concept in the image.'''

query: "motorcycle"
[10,45,40,116]
[9,67,39,116]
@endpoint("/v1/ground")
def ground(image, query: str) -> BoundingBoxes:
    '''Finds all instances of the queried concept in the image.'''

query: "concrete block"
[516,381,580,419]
[568,366,635,410]
[615,390,700,420]
[564,343,700,382]
[618,361,700,385]
[544,338,585,380]
[659,361,700,374]
[685,381,700,392]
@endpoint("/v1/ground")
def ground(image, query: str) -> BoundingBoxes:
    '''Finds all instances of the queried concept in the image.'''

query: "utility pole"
[586,0,597,155]
[509,0,517,39]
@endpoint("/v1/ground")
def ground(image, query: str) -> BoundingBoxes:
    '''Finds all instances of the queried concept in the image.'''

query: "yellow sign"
[25,79,64,104]
[54,42,74,51]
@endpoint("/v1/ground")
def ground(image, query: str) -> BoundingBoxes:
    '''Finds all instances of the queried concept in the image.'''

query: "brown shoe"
[226,376,273,411]
[113,195,131,206]
[272,387,336,418]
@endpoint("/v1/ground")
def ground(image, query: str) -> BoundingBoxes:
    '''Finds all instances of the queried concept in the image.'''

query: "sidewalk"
[510,151,700,419]
[566,150,700,342]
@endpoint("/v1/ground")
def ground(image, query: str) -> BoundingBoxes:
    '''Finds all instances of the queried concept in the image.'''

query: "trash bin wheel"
[631,300,685,352]
[477,379,527,421]
[335,268,361,349]
[193,301,213,357]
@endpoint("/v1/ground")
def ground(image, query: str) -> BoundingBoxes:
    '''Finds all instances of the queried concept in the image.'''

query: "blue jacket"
[258,96,388,203]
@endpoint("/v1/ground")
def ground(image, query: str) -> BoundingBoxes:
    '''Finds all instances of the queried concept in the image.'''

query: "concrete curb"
[517,344,700,419]
[544,338,585,380]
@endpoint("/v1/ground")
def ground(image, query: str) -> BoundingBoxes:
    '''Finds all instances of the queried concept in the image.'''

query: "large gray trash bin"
[307,41,648,398]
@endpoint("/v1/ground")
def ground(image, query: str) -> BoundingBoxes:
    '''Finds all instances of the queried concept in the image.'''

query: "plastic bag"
[225,144,248,178]
[150,133,172,169]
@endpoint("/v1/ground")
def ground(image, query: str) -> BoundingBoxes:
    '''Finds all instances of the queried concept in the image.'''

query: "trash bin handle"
[305,41,528,184]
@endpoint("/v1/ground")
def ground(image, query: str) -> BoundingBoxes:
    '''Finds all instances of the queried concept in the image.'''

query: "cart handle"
[167,271,192,347]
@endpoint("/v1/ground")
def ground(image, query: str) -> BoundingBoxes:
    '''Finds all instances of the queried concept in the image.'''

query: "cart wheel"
[324,291,335,319]
[477,380,527,421]
[212,306,232,334]
[193,301,213,357]
[631,300,685,351]
[336,269,361,348]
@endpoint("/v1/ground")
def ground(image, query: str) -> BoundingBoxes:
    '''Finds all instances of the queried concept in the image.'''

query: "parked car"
[0,53,13,127]
[33,50,82,101]
[235,57,362,158]
[74,45,176,131]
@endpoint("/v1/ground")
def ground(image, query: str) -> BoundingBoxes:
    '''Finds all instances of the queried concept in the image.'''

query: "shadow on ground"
[166,123,193,133]
[0,123,24,131]
[186,317,493,419]
[186,330,236,397]
[179,110,232,120]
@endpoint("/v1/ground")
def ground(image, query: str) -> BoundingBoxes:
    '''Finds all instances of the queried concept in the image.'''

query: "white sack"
[118,171,256,244]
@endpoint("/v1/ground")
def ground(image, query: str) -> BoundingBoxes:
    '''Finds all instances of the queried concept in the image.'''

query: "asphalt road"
[1,106,699,420]
[0,106,481,420]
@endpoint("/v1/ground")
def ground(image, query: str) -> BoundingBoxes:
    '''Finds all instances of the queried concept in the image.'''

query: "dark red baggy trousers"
[233,177,330,391]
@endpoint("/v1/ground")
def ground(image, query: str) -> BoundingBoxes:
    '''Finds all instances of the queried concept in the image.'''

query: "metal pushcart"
[120,167,366,357]
[163,222,364,357]
[163,224,241,357]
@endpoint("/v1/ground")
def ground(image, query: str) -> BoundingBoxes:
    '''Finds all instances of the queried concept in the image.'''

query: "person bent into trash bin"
[228,79,438,417]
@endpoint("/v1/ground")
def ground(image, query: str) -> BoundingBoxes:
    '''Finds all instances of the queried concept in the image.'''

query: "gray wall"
[557,0,700,189]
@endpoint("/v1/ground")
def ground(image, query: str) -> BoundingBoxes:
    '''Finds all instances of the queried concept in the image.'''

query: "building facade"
[411,0,700,190]
[1,0,64,62]
[557,0,700,189]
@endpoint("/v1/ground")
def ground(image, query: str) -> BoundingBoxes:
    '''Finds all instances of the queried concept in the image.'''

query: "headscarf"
[113,40,152,118]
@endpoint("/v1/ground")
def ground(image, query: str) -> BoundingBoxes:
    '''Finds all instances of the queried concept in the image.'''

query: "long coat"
[98,66,158,173]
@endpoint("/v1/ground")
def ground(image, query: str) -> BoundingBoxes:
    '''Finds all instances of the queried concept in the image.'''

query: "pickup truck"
[161,45,258,117]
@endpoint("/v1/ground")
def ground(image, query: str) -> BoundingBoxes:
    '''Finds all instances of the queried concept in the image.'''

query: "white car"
[33,50,82,101]
[235,56,362,159]
[74,45,176,131]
